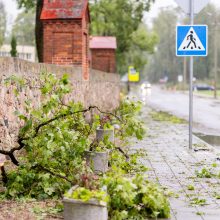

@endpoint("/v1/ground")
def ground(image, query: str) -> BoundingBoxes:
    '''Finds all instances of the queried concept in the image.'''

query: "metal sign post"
[189,0,194,150]
[175,0,209,150]
[175,0,210,14]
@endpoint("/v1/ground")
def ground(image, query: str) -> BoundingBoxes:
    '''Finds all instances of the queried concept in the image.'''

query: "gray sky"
[3,0,21,30]
[148,0,220,18]
[144,0,220,26]
[3,0,220,29]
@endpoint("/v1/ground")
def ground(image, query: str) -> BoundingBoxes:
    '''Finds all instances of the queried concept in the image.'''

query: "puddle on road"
[194,133,220,147]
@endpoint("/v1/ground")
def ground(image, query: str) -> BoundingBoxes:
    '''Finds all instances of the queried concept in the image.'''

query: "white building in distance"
[0,44,36,62]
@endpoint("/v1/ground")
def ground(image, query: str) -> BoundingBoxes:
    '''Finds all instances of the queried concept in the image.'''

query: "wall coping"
[0,57,119,83]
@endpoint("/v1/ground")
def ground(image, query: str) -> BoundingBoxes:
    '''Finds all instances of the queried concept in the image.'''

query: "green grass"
[187,185,195,191]
[150,111,186,124]
[190,198,207,206]
[195,168,213,178]
[194,90,220,97]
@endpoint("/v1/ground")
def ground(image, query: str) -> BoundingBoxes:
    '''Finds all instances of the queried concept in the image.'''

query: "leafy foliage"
[3,73,92,198]
[16,0,36,9]
[146,7,182,83]
[1,72,170,219]
[115,99,146,140]
[103,173,170,219]
[1,72,146,198]
[65,187,108,203]
[12,9,35,46]
[90,0,157,74]
[10,36,18,57]
[0,2,6,46]
[109,149,148,174]
[193,4,220,81]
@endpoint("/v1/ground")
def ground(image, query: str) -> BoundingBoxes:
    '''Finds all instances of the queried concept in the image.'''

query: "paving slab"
[133,104,220,220]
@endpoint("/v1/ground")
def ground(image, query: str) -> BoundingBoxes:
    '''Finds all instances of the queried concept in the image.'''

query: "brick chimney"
[40,0,90,80]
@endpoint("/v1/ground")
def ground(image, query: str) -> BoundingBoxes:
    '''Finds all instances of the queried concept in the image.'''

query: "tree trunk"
[35,0,43,62]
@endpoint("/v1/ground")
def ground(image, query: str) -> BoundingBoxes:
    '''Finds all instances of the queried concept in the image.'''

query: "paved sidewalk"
[133,105,220,220]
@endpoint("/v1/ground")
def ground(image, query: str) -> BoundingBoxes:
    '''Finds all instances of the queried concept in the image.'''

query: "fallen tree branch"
[32,164,72,184]
[0,148,20,166]
[32,164,73,184]
[116,147,129,161]
[33,105,122,138]
[1,165,8,184]
[0,105,123,166]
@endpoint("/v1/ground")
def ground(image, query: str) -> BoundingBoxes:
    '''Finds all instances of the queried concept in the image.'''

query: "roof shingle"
[90,36,117,49]
[40,0,88,20]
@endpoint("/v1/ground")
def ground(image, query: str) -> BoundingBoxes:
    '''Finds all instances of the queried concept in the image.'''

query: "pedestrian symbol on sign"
[178,27,205,51]
[184,30,197,49]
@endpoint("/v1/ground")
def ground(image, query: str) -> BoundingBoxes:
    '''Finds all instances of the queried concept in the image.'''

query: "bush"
[2,72,146,199]
[103,172,170,219]
[1,72,170,219]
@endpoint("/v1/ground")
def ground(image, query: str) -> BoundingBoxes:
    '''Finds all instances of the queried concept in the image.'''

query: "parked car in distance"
[141,81,151,89]
[193,84,214,91]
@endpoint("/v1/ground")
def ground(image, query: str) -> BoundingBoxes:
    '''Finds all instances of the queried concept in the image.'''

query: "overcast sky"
[3,0,220,29]
[145,0,220,23]
[3,0,21,30]
[150,0,220,14]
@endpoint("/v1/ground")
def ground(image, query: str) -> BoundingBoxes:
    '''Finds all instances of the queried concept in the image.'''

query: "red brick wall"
[91,49,116,73]
[42,20,83,66]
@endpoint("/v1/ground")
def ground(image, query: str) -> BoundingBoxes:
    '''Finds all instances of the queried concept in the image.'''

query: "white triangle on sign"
[178,27,205,51]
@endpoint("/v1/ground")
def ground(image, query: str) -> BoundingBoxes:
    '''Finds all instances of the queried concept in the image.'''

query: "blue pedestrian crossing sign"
[176,25,208,56]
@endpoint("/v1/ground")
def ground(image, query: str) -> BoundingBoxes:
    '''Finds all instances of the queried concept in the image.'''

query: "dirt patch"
[0,199,63,220]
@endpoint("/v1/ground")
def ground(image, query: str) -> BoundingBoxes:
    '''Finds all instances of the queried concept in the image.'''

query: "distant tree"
[16,0,43,61]
[90,0,156,74]
[125,24,158,74]
[147,3,220,84]
[193,4,220,81]
[0,1,7,46]
[12,9,35,46]
[10,36,17,57]
[146,7,183,83]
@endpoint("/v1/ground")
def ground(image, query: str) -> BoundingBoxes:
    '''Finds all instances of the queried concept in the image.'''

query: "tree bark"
[35,0,43,62]
[1,166,8,184]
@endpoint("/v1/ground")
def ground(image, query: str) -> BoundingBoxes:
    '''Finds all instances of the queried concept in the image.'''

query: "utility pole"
[214,18,218,99]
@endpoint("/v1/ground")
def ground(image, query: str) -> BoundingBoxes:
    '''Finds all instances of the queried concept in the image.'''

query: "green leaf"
[20,119,33,135]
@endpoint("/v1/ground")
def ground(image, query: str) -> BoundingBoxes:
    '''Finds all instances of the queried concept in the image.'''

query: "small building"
[40,0,90,80]
[0,44,36,62]
[90,36,117,73]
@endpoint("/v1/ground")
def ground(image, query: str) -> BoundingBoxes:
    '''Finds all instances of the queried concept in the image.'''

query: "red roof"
[40,0,88,20]
[90,36,117,49]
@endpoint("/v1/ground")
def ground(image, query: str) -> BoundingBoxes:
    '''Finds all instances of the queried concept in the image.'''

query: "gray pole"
[189,0,194,150]
[183,57,187,90]
[214,17,218,99]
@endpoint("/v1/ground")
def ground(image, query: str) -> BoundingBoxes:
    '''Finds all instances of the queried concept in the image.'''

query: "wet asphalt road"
[141,86,220,136]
